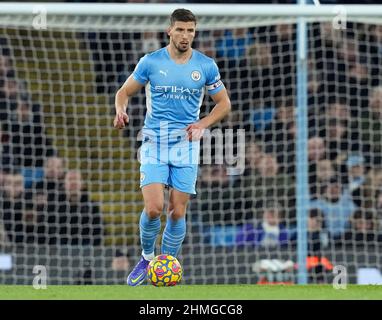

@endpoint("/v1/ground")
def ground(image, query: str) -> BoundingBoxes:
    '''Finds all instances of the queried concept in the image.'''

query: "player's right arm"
[114,75,144,129]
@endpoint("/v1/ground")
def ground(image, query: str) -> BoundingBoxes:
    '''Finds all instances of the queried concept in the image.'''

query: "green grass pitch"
[0,285,381,300]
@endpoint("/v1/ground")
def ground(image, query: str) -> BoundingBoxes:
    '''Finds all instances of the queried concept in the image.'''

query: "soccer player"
[114,8,231,286]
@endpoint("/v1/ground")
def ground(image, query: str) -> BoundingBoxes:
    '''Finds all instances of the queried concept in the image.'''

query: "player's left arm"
[186,88,231,141]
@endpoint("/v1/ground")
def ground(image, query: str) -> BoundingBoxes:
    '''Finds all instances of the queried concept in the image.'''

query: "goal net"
[0,3,382,285]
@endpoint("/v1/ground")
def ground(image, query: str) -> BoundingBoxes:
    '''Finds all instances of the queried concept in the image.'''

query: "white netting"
[1,5,382,285]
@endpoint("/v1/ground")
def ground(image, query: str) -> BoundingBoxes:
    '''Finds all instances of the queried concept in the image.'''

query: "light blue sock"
[139,210,161,258]
[161,216,186,257]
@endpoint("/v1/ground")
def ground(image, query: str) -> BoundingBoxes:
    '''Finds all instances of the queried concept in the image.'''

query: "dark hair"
[328,118,346,128]
[320,175,341,192]
[170,9,197,26]
[309,208,323,219]
[352,209,375,221]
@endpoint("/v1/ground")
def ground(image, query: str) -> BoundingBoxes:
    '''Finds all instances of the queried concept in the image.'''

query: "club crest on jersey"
[191,70,201,81]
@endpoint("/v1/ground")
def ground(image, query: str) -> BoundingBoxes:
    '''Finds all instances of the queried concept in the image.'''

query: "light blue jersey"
[132,47,224,135]
[132,47,225,194]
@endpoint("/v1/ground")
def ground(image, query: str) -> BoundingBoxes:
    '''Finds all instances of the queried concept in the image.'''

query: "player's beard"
[174,40,190,53]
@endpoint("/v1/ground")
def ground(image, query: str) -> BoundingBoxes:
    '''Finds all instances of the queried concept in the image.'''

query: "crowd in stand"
[187,22,382,254]
[88,20,382,254]
[0,46,103,247]
[2,20,382,262]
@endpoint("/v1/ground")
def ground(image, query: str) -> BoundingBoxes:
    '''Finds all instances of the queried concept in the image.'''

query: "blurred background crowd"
[1,1,382,283]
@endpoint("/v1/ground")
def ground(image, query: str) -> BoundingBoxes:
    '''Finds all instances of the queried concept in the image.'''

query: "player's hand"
[113,111,129,129]
[186,122,206,141]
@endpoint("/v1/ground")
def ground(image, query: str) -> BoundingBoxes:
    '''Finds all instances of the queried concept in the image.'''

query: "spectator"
[5,99,54,187]
[0,55,11,79]
[13,98,53,163]
[307,209,332,283]
[348,60,371,111]
[262,98,296,174]
[290,209,327,250]
[0,123,11,172]
[307,58,325,106]
[307,209,329,255]
[0,167,5,191]
[247,41,272,70]
[275,23,294,42]
[0,159,9,247]
[309,175,357,240]
[344,209,381,244]
[242,153,295,221]
[236,200,289,248]
[246,41,273,102]
[310,100,356,151]
[2,71,17,94]
[290,208,332,283]
[198,41,216,59]
[21,202,46,244]
[194,165,241,224]
[346,154,366,192]
[351,168,380,209]
[30,156,67,243]
[325,118,359,166]
[1,172,32,243]
[349,61,369,84]
[244,140,265,173]
[270,24,296,98]
[215,28,254,65]
[190,165,242,247]
[308,136,326,163]
[252,105,277,138]
[337,38,359,64]
[310,159,336,199]
[0,73,19,122]
[2,73,24,102]
[316,159,336,183]
[360,86,382,166]
[215,28,254,99]
[318,21,342,48]
[55,170,103,246]
[325,100,352,122]
[369,24,382,82]
[308,136,327,197]
[138,31,161,55]
[34,156,66,210]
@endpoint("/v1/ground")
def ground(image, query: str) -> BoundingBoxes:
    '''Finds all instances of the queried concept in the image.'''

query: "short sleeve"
[205,60,225,95]
[132,55,150,85]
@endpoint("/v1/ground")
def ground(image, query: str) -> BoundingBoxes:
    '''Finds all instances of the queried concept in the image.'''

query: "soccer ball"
[147,254,182,287]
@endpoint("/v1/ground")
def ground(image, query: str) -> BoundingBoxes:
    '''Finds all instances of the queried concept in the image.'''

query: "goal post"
[1,3,382,30]
[296,0,309,285]
[0,3,382,285]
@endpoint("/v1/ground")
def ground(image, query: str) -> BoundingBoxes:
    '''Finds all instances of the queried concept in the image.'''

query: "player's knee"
[167,204,174,215]
[169,206,186,221]
[145,204,163,219]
